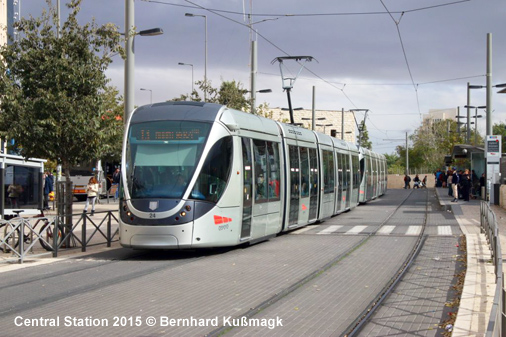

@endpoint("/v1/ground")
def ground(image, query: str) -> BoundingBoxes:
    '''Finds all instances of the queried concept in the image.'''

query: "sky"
[15,0,506,154]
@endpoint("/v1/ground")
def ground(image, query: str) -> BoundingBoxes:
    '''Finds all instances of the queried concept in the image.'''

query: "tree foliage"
[358,121,372,150]
[0,0,121,175]
[172,79,250,111]
[397,120,465,172]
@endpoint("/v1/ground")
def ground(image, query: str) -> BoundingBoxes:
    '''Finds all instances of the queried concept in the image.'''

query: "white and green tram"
[119,101,386,249]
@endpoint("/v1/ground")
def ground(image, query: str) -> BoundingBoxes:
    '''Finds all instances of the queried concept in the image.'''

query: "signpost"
[486,135,502,203]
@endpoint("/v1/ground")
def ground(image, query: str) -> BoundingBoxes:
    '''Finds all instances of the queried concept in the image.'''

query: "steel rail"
[343,188,429,337]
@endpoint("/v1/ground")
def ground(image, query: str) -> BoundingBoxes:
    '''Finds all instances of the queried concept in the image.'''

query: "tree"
[358,121,372,149]
[0,0,120,218]
[172,79,250,112]
[492,122,506,150]
[99,86,124,163]
[401,119,464,172]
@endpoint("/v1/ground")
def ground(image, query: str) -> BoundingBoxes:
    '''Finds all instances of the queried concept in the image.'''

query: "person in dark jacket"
[460,169,471,201]
[43,171,54,210]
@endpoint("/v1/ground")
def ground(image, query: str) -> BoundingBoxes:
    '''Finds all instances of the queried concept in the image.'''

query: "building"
[261,108,357,143]
[422,108,458,129]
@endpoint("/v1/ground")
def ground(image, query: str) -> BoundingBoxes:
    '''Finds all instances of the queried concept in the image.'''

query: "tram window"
[322,150,334,194]
[353,155,360,189]
[267,142,281,201]
[309,148,318,197]
[253,140,268,202]
[300,148,309,197]
[190,136,233,203]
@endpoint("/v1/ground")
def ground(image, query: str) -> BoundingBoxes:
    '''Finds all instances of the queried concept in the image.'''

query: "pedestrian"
[43,171,54,210]
[451,169,460,202]
[447,169,453,196]
[422,175,428,188]
[440,170,447,188]
[479,173,485,197]
[404,174,411,189]
[471,170,479,198]
[461,169,471,201]
[413,174,420,188]
[112,167,121,200]
[83,177,99,216]
[435,169,442,187]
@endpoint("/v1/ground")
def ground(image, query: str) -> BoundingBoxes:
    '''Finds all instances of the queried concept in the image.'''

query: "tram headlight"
[180,211,186,217]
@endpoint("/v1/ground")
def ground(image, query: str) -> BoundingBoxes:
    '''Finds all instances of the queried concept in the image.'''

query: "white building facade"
[261,108,357,143]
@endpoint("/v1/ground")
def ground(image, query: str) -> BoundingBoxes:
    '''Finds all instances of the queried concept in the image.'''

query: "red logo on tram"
[214,215,232,225]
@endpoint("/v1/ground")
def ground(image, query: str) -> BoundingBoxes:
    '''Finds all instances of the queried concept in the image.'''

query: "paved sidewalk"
[434,187,496,336]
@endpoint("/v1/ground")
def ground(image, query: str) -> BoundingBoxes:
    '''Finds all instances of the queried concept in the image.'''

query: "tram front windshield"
[125,121,211,199]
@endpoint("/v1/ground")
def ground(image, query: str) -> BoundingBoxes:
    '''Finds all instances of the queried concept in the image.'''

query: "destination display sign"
[136,128,201,141]
[487,139,500,153]
[486,135,502,162]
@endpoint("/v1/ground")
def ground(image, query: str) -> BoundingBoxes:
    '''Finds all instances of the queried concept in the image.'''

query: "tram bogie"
[119,101,387,249]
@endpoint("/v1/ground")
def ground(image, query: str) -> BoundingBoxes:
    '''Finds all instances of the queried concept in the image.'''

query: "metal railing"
[51,210,120,257]
[480,201,505,337]
[0,216,54,263]
[1,211,119,263]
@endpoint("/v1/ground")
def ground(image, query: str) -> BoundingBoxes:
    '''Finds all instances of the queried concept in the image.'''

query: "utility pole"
[406,132,409,176]
[311,86,316,130]
[341,108,345,140]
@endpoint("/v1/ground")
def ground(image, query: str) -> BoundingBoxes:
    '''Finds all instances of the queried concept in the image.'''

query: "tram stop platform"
[434,187,497,336]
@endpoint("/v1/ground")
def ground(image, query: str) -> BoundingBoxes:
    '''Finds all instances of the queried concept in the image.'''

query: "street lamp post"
[185,13,207,101]
[316,123,333,134]
[124,0,163,125]
[467,82,506,138]
[247,89,272,114]
[140,88,152,104]
[178,62,194,95]
[465,105,486,145]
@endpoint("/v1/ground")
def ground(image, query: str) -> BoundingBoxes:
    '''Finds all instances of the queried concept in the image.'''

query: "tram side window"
[190,136,233,203]
[323,150,334,194]
[300,148,309,197]
[267,142,281,201]
[309,148,318,197]
[337,153,343,191]
[253,140,268,202]
[353,155,360,189]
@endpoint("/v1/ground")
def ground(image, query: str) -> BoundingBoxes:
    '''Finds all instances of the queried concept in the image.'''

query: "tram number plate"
[149,213,156,218]
[219,224,229,231]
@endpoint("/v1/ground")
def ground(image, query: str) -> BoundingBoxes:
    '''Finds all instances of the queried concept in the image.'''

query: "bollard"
[107,212,112,247]
[82,213,87,252]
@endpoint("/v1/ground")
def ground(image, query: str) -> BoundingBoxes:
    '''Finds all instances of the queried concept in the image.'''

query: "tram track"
[343,189,429,336]
[207,189,423,337]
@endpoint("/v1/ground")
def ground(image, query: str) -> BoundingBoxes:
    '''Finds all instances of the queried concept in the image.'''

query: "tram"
[119,101,387,249]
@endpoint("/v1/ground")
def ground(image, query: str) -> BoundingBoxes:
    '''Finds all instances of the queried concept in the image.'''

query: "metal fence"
[1,210,119,264]
[480,201,505,337]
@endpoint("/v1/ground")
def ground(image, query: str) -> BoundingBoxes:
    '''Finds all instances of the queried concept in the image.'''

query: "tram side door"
[240,138,253,240]
[308,148,319,221]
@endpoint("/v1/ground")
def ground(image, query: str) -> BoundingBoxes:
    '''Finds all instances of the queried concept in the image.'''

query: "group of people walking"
[403,174,427,189]
[403,168,485,203]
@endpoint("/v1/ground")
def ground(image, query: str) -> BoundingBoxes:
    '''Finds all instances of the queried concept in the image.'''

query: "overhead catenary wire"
[142,0,471,18]
[143,0,477,150]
